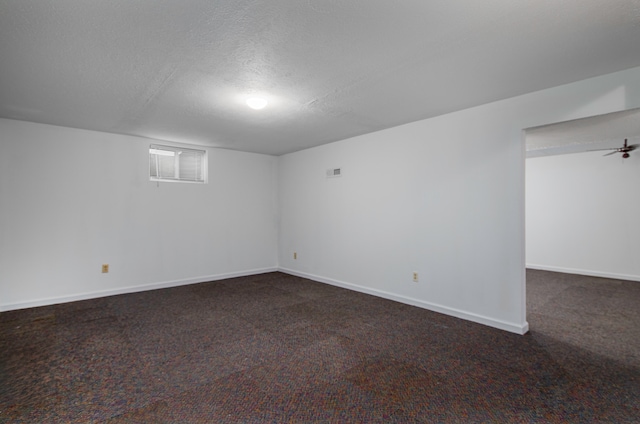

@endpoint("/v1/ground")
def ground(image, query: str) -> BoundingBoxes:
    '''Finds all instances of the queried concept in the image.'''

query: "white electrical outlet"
[413,272,418,282]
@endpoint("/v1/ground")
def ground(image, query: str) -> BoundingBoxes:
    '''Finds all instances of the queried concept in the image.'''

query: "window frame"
[149,144,208,184]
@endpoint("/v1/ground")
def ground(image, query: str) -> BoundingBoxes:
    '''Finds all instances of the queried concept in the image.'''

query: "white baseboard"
[0,267,278,312]
[526,264,640,282]
[278,267,529,335]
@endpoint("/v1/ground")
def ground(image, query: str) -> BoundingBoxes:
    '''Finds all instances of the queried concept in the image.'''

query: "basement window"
[149,144,207,183]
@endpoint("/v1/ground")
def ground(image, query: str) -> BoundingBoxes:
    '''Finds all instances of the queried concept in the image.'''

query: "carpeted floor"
[1,270,639,423]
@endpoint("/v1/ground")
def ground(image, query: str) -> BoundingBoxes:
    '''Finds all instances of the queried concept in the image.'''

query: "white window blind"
[149,144,207,183]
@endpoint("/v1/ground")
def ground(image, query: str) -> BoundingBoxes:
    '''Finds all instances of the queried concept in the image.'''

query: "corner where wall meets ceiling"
[525,107,640,158]
[2,1,640,155]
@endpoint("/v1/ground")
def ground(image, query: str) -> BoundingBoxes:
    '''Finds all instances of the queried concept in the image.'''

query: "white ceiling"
[1,0,640,156]
[526,107,640,157]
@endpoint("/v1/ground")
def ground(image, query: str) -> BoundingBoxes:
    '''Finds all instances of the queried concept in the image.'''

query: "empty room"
[524,108,640,397]
[1,1,639,422]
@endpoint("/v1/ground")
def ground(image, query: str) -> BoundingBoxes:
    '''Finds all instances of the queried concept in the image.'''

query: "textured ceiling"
[1,0,640,155]
[526,108,640,157]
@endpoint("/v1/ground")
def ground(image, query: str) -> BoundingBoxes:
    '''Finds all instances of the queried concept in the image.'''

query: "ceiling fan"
[589,138,639,159]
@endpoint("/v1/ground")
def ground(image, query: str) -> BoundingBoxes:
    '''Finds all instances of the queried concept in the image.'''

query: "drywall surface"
[526,151,640,281]
[4,1,640,156]
[278,66,640,334]
[0,119,278,310]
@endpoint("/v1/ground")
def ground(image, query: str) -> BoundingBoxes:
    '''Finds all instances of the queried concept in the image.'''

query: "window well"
[149,144,207,183]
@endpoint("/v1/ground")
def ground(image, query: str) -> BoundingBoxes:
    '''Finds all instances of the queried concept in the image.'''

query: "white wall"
[278,66,640,334]
[0,119,278,310]
[526,151,640,281]
[3,67,640,332]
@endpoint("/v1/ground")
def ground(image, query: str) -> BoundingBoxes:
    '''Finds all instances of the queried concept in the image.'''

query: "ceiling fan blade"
[628,144,639,150]
[588,148,616,152]
[603,150,618,156]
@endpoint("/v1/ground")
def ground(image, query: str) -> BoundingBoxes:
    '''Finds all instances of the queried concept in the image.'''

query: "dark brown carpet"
[1,270,639,423]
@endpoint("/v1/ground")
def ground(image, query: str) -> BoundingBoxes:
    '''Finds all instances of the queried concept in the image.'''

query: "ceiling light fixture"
[246,97,268,110]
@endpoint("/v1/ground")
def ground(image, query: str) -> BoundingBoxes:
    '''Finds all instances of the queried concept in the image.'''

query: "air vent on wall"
[326,168,341,178]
